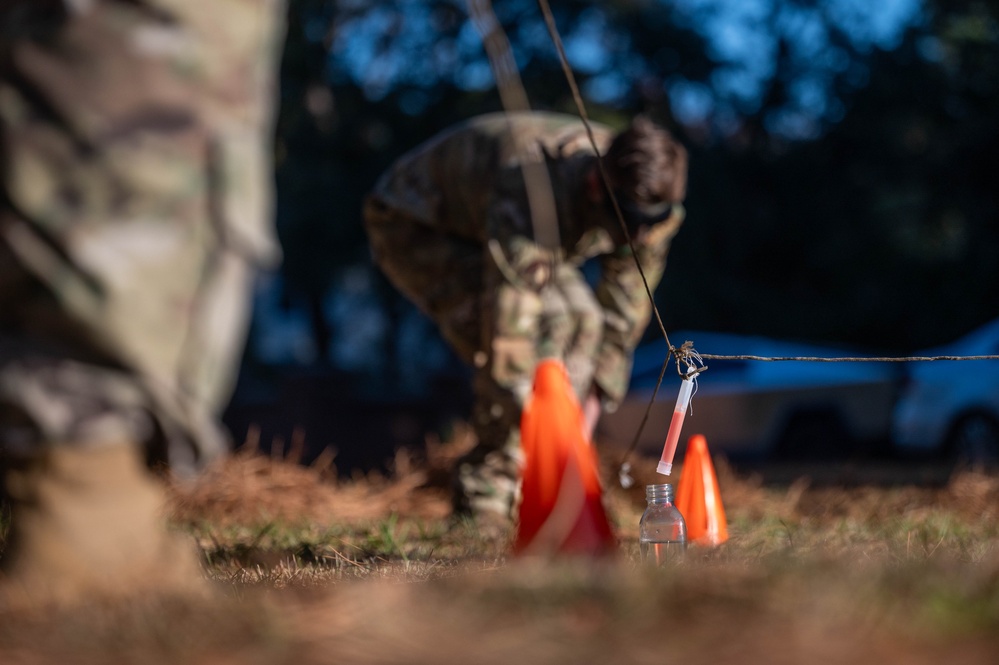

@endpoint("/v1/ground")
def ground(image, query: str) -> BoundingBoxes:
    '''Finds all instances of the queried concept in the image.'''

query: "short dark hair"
[604,115,688,208]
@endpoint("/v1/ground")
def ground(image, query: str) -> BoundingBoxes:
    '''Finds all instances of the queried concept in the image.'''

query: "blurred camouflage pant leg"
[452,369,524,518]
[0,0,284,472]
[366,200,526,516]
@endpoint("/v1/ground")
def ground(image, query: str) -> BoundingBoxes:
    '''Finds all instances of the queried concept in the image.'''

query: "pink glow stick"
[657,376,695,475]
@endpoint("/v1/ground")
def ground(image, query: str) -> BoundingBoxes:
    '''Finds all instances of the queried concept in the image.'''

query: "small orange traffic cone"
[675,434,728,546]
[514,359,616,557]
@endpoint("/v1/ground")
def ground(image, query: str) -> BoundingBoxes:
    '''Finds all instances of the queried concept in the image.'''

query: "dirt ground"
[1,432,998,665]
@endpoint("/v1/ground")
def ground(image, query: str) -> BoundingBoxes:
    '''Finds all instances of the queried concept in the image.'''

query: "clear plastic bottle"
[639,484,687,565]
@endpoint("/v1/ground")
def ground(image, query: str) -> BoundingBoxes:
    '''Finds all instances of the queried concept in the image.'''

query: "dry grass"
[2,427,999,664]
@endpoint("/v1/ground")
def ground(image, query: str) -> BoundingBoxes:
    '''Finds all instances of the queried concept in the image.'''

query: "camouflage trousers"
[364,198,604,518]
[0,0,285,475]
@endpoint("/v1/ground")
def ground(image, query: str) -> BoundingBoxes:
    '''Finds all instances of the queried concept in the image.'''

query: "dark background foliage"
[225,0,999,465]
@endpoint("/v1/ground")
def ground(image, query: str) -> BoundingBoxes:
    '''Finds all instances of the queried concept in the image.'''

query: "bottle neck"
[646,483,675,504]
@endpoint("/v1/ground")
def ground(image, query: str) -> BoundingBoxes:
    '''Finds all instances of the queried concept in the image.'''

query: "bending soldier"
[364,111,689,524]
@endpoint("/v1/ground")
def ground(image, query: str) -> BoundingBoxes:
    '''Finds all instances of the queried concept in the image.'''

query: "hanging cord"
[536,0,673,353]
[536,0,698,483]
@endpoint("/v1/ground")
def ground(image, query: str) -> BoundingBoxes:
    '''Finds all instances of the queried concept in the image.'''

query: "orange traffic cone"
[675,434,728,546]
[514,359,616,557]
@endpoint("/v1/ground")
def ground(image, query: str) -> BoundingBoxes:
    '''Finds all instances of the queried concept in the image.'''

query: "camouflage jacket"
[371,111,685,405]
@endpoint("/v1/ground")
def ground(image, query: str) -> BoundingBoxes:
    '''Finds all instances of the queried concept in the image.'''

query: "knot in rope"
[670,340,708,378]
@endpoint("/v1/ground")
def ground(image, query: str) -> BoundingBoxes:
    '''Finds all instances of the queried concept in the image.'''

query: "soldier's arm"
[483,226,560,405]
[591,205,685,406]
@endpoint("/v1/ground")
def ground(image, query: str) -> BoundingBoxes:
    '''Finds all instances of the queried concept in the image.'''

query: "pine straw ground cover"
[2,427,999,665]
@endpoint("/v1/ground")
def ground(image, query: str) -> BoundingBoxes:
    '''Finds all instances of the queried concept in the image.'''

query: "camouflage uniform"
[364,112,685,517]
[0,0,285,474]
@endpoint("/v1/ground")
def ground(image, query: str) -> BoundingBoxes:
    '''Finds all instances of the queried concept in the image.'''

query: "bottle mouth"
[646,483,675,501]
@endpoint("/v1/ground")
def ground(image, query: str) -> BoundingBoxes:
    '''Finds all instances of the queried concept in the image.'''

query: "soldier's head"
[590,115,688,234]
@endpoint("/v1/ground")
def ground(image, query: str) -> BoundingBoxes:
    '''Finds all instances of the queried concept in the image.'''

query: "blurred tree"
[270,0,999,373]
[665,0,999,352]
